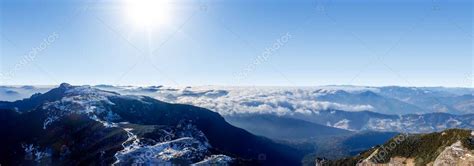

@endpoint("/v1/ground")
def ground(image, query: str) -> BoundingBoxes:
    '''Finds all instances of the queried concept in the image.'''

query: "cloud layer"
[2,85,471,117]
[99,86,376,116]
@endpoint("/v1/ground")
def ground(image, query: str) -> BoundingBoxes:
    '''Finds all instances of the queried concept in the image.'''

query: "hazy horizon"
[1,83,473,89]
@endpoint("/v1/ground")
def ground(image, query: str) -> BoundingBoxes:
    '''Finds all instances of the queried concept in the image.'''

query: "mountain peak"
[59,83,72,89]
[359,90,378,96]
[54,83,120,97]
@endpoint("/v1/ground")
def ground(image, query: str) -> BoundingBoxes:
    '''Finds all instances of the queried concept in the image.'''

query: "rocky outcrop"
[356,141,474,166]
[358,151,415,166]
[328,129,474,166]
[433,141,474,166]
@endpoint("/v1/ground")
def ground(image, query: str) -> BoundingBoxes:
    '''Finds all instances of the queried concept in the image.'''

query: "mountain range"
[0,84,472,165]
[0,83,304,165]
[1,85,471,115]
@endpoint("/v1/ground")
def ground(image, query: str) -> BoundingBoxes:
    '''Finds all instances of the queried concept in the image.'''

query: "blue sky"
[0,0,472,87]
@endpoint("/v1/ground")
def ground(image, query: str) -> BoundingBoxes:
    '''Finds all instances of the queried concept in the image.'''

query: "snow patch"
[333,119,352,130]
[113,124,212,165]
[192,155,233,166]
[22,144,52,163]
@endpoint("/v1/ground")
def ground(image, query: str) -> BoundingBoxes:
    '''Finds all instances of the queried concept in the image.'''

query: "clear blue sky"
[0,0,472,87]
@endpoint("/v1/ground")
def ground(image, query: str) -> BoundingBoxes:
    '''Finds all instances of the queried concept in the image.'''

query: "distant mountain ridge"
[291,109,474,133]
[314,90,425,115]
[225,114,352,140]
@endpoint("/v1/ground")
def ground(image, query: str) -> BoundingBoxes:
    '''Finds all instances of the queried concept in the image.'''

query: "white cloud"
[99,86,375,116]
[332,119,353,131]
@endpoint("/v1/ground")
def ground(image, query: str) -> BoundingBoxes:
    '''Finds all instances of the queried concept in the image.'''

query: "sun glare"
[124,0,173,28]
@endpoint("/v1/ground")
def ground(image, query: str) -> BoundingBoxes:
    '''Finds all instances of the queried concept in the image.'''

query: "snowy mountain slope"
[225,114,353,140]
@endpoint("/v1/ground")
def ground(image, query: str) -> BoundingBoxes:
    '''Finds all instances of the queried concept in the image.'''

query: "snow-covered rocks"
[113,124,221,165]
[192,155,233,166]
[114,137,210,165]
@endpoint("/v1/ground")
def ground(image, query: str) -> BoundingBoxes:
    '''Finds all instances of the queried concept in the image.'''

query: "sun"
[124,0,173,28]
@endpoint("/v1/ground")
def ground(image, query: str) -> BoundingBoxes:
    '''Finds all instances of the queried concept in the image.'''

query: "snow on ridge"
[192,154,233,166]
[113,124,215,165]
[42,85,122,129]
[40,85,157,129]
[114,137,209,165]
[64,85,118,97]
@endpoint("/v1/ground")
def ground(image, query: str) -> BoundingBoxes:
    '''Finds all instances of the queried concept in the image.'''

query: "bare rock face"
[357,140,474,166]
[357,151,415,166]
[433,141,474,166]
[356,141,474,166]
[329,129,474,166]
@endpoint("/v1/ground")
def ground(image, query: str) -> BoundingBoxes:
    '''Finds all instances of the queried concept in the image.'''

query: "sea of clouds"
[97,86,376,116]
[4,84,471,117]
